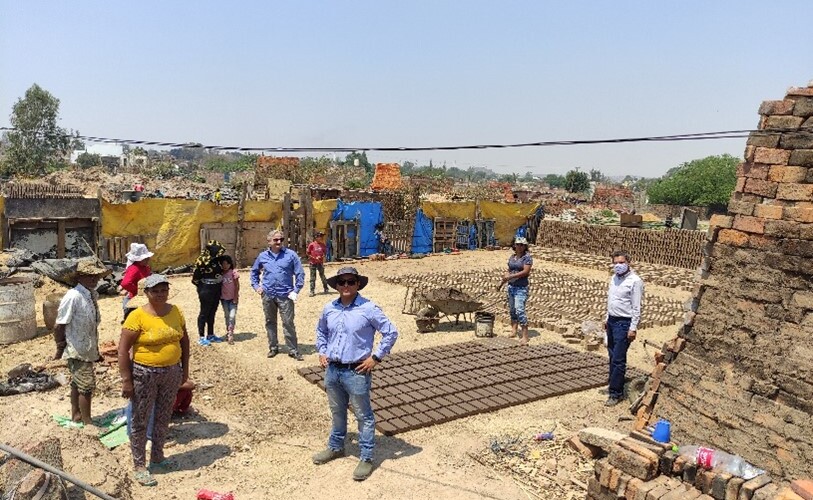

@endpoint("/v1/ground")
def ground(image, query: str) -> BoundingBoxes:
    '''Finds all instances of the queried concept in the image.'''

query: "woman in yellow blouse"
[118,274,190,487]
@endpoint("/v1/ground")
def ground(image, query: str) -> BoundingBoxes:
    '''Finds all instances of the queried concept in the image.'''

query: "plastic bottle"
[197,490,235,500]
[674,446,765,480]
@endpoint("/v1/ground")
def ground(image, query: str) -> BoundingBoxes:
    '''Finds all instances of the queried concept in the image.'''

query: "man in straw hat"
[54,260,111,427]
[312,266,398,481]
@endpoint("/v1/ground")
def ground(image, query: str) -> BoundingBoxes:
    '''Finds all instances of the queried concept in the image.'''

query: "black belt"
[329,361,362,370]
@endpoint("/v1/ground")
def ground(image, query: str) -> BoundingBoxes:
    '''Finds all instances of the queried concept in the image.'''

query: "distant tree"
[76,152,101,169]
[589,168,607,182]
[646,154,738,208]
[499,173,519,183]
[3,84,83,176]
[342,151,373,174]
[542,173,566,188]
[400,161,416,175]
[521,171,535,182]
[564,169,590,193]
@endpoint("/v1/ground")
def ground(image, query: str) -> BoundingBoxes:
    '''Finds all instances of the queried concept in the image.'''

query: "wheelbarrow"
[421,288,484,325]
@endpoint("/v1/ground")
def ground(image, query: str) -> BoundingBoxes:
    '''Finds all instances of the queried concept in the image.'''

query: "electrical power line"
[0,126,809,153]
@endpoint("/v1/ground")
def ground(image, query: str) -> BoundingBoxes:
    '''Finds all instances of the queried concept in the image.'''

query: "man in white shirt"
[603,251,644,407]
[54,260,111,426]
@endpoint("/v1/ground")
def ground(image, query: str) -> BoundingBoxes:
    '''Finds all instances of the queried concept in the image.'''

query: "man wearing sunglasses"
[312,266,398,481]
[250,230,306,360]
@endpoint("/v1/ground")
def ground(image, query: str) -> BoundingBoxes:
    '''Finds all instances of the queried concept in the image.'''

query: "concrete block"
[733,215,766,234]
[609,444,658,481]
[717,229,750,247]
[753,204,784,220]
[759,99,795,116]
[744,178,778,198]
[568,435,602,459]
[764,115,805,130]
[768,165,809,183]
[783,207,813,222]
[793,97,813,117]
[791,479,813,500]
[754,147,791,165]
[738,475,772,500]
[709,214,734,228]
[579,427,627,451]
[776,183,813,201]
[790,150,813,167]
[728,199,756,216]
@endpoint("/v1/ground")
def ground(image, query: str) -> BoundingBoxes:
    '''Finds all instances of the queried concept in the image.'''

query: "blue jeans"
[220,299,238,331]
[324,364,375,461]
[607,316,632,399]
[507,285,528,326]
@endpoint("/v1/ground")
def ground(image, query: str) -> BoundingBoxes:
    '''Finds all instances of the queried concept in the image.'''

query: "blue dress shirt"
[250,248,305,298]
[315,294,398,363]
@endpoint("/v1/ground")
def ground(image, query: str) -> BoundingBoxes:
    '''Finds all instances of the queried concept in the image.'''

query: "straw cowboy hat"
[126,274,177,308]
[125,243,154,263]
[68,260,112,285]
[326,266,369,291]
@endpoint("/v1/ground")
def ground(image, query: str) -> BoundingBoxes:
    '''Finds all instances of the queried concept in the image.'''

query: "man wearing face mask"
[603,250,644,407]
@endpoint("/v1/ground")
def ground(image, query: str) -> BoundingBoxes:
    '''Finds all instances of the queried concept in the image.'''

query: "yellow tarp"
[313,199,338,236]
[102,199,282,268]
[480,201,541,245]
[420,201,477,221]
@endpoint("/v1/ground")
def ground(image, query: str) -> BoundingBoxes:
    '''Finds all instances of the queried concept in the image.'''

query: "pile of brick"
[370,163,402,191]
[592,185,636,212]
[633,82,813,482]
[536,220,706,269]
[578,427,808,500]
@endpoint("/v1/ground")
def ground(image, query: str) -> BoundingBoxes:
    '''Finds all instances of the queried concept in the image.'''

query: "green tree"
[342,151,373,174]
[3,84,83,176]
[521,171,535,182]
[647,154,738,207]
[564,169,590,193]
[75,152,101,169]
[542,173,566,188]
[589,168,607,182]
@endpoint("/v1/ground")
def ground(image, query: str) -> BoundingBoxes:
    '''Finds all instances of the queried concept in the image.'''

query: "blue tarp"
[411,208,433,254]
[331,200,384,258]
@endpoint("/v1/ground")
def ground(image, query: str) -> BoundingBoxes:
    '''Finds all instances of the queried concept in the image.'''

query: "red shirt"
[307,241,327,265]
[121,261,151,298]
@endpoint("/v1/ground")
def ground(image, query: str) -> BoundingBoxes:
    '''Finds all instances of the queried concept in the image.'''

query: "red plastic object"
[197,490,235,500]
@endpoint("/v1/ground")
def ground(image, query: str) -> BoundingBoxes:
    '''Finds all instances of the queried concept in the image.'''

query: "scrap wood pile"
[469,431,593,500]
[0,249,119,294]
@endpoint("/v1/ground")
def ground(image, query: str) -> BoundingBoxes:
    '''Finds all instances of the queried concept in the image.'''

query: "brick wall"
[652,83,813,480]
[536,220,706,269]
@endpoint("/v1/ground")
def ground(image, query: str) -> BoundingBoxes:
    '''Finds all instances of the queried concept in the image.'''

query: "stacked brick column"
[645,83,813,480]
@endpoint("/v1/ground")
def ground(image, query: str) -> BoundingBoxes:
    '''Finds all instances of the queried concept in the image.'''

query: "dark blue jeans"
[607,316,632,399]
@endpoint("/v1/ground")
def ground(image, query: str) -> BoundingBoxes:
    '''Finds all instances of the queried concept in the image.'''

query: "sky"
[1,1,812,178]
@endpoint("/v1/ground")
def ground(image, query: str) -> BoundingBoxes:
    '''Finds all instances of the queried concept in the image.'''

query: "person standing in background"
[306,231,329,297]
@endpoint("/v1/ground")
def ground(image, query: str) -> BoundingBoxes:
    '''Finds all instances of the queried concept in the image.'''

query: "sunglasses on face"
[270,238,283,242]
[337,279,358,286]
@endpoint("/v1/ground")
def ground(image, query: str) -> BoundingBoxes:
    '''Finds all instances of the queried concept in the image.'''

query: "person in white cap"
[121,243,153,319]
[500,236,534,344]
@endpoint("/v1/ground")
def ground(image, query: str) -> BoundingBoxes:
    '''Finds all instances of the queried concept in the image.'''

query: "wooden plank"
[235,183,248,268]
[282,192,291,247]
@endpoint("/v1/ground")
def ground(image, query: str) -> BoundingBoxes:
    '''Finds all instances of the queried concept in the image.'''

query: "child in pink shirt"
[219,255,240,345]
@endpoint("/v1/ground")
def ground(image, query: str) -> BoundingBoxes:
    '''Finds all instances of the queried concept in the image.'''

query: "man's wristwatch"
[371,355,381,363]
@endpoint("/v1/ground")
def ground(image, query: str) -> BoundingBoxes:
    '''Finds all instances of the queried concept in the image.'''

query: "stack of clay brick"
[253,156,300,185]
[536,220,706,269]
[370,163,403,191]
[592,185,636,212]
[578,427,811,500]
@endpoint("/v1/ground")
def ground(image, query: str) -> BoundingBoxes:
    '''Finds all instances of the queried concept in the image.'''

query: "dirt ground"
[0,248,690,499]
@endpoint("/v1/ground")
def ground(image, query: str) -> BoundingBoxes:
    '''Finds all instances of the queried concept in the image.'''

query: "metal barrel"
[0,276,38,345]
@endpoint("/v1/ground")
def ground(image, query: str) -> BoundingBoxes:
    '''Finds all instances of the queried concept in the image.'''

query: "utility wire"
[0,126,809,153]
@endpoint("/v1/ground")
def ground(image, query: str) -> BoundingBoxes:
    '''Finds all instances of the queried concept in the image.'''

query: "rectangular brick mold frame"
[298,338,646,435]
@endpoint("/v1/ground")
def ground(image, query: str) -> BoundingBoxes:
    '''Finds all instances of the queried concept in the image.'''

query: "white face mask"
[613,263,629,275]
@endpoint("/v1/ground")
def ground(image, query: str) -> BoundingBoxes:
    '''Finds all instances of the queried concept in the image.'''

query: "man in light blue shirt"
[250,230,305,360]
[312,266,398,481]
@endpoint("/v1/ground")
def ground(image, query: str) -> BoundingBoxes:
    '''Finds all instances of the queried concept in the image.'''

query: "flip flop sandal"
[134,470,157,487]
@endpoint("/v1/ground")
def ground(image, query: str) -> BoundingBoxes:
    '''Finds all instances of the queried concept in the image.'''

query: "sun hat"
[68,259,112,285]
[513,237,529,246]
[125,243,154,264]
[126,274,176,308]
[326,266,369,291]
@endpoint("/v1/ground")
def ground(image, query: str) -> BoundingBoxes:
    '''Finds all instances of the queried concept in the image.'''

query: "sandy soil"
[0,248,690,499]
